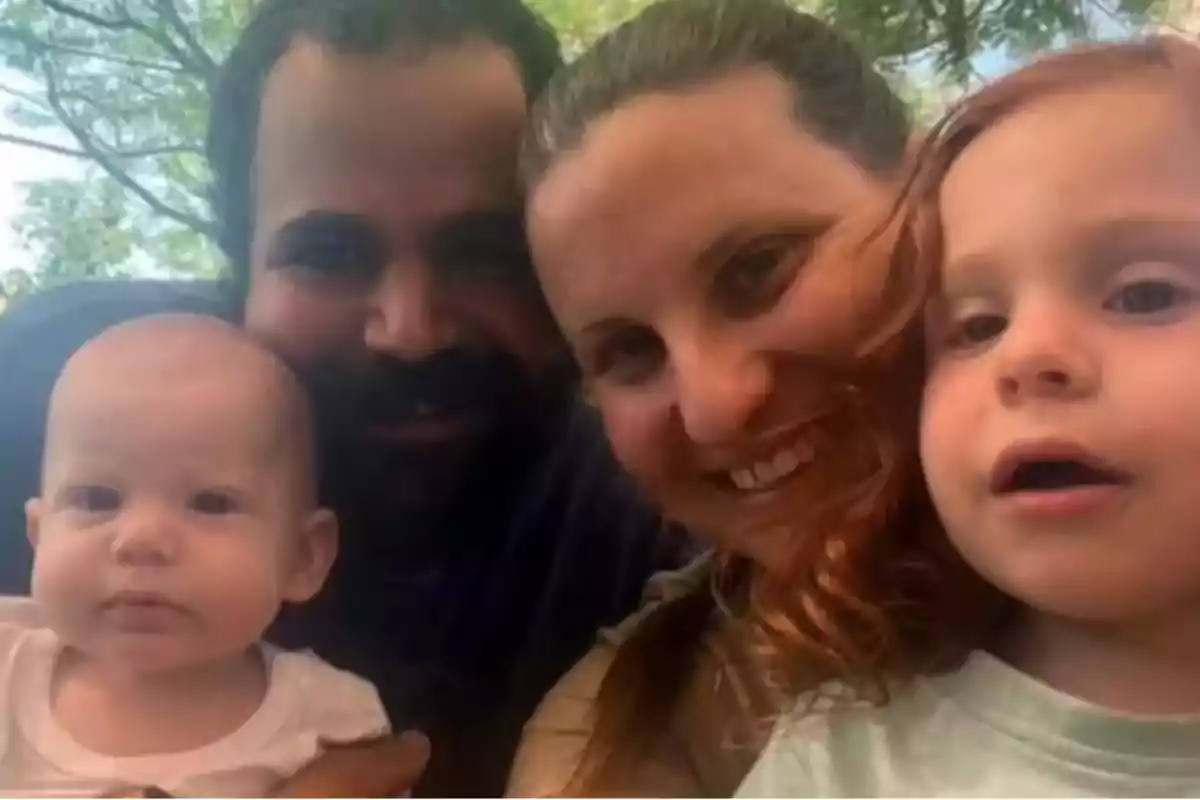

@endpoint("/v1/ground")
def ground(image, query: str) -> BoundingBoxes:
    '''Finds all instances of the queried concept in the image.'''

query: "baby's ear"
[25,498,43,550]
[282,509,338,604]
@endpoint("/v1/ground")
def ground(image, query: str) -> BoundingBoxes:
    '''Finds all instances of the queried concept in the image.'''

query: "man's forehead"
[253,38,528,240]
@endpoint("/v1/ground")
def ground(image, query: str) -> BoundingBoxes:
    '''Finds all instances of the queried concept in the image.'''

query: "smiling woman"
[505,0,935,796]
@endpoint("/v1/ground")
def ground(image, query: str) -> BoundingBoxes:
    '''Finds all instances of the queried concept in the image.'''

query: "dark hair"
[206,0,561,295]
[522,0,909,187]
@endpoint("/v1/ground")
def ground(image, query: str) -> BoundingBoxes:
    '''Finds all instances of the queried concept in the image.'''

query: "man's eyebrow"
[427,210,535,279]
[429,210,527,249]
[273,210,381,239]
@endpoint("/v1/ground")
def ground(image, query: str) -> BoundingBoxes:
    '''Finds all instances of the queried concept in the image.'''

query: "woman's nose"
[672,341,773,446]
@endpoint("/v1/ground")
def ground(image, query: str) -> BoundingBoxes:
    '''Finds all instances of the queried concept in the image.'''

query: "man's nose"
[110,502,178,566]
[363,262,460,360]
[995,302,1100,405]
[673,339,773,446]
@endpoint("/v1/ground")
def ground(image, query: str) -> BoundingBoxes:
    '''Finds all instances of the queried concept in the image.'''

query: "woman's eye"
[947,312,1008,349]
[591,326,666,387]
[189,490,239,516]
[66,485,121,513]
[715,241,808,318]
[1106,279,1192,316]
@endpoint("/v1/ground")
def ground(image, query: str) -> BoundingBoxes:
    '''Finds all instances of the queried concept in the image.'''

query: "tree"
[0,0,1167,312]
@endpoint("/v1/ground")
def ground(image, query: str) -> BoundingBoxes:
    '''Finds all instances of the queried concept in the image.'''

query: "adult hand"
[270,730,432,798]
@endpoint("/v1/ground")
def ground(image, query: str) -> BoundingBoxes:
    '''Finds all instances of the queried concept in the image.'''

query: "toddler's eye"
[189,490,240,516]
[65,485,121,513]
[1106,279,1192,316]
[947,312,1007,350]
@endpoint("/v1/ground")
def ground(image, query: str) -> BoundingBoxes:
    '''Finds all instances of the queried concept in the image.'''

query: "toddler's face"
[28,327,332,674]
[921,75,1200,629]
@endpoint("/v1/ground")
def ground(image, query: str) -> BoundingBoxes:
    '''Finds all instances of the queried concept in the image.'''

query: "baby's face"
[28,320,332,674]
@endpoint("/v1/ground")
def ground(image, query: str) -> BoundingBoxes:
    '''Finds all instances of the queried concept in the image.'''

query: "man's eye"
[714,240,809,319]
[590,326,666,387]
[947,312,1008,349]
[189,490,239,516]
[1106,279,1192,316]
[270,218,385,283]
[65,486,121,513]
[285,238,378,282]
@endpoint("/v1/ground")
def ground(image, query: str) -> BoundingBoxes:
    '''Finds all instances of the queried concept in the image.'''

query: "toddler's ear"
[25,498,43,550]
[282,508,338,604]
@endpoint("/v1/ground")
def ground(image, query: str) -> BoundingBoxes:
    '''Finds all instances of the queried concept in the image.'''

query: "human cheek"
[30,533,103,637]
[245,273,364,365]
[450,284,564,371]
[919,367,978,519]
[596,390,673,492]
[198,537,283,644]
[1108,335,1200,485]
[769,237,874,358]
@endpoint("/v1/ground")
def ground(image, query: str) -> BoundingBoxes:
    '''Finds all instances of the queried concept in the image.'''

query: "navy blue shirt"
[0,279,687,796]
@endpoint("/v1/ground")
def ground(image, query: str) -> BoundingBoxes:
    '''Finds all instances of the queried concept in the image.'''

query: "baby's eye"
[64,485,121,513]
[1105,279,1193,316]
[189,490,240,516]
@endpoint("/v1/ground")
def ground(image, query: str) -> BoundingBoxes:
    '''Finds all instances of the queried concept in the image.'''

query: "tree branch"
[39,0,137,30]
[0,27,190,74]
[39,63,213,236]
[23,3,208,79]
[0,81,49,109]
[0,131,85,158]
[154,0,217,82]
[0,132,201,160]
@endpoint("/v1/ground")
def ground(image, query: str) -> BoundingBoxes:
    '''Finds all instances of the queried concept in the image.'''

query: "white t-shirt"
[737,650,1200,797]
[0,598,390,797]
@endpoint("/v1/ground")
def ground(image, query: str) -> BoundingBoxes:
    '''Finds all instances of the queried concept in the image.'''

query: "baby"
[0,313,388,796]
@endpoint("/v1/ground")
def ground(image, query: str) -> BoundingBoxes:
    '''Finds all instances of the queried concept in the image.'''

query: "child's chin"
[103,636,196,674]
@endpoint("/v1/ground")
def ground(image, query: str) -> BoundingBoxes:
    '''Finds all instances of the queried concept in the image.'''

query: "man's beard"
[298,345,574,537]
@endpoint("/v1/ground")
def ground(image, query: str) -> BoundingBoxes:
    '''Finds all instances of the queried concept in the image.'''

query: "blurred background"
[0,0,1194,314]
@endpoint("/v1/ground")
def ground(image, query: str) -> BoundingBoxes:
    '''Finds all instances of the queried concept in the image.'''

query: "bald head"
[44,313,318,505]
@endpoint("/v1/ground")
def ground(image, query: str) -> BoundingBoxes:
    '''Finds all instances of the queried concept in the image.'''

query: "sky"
[0,69,78,274]
[0,24,1132,279]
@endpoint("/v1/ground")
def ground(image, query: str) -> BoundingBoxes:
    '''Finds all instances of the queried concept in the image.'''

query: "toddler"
[739,36,1200,796]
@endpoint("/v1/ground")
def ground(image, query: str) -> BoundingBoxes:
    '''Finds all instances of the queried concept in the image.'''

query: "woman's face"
[528,68,901,562]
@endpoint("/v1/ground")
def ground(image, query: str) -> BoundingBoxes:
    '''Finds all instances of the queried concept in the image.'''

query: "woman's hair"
[521,0,910,187]
[517,0,958,793]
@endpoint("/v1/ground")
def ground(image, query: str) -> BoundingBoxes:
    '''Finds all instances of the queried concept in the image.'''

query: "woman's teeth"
[729,441,815,492]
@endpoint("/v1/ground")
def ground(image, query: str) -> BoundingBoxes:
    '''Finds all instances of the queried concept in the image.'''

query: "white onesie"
[0,598,389,797]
